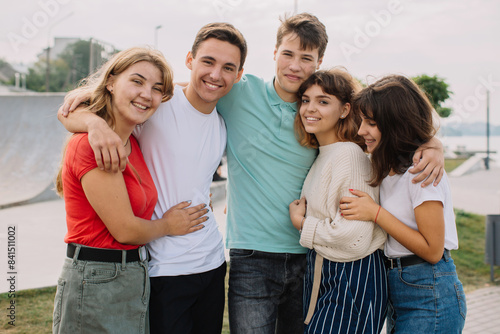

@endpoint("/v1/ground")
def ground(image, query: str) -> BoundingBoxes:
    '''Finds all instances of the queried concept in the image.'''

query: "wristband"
[374,206,382,224]
[299,217,306,233]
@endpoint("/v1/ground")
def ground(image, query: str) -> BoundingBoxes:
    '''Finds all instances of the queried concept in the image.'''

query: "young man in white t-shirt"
[57,23,246,334]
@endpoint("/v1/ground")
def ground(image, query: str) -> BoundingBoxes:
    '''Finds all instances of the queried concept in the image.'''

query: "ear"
[106,74,115,93]
[273,48,277,61]
[234,68,244,84]
[185,51,193,70]
[341,103,351,119]
[316,57,323,70]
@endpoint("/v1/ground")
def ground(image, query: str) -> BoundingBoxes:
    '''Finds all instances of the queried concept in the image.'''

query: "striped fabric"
[304,249,388,334]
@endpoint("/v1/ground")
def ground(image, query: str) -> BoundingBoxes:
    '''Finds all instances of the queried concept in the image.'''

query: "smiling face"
[273,33,322,102]
[106,61,164,128]
[358,114,382,153]
[299,84,350,146]
[185,38,243,114]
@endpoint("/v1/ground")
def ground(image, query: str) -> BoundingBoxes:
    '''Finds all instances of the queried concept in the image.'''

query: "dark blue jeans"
[228,249,306,334]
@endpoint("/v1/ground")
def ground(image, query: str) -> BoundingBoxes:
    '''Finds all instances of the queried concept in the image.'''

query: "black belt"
[385,250,450,270]
[67,244,144,263]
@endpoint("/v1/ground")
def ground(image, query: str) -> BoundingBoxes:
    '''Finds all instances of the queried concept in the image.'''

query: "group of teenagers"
[53,12,467,334]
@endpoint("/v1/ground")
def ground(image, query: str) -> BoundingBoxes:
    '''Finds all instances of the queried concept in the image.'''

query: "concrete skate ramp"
[0,93,68,208]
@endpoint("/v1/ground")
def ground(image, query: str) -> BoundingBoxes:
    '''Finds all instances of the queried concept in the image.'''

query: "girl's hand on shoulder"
[289,198,307,230]
[340,189,379,222]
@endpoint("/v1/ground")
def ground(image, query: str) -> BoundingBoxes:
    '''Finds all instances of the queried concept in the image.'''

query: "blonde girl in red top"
[53,47,208,334]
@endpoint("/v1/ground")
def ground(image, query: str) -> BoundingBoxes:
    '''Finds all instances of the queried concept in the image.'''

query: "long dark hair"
[353,75,437,186]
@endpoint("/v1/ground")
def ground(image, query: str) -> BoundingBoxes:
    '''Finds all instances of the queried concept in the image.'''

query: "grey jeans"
[52,245,150,334]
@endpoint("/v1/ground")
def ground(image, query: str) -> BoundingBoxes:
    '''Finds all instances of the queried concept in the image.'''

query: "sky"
[1,0,499,126]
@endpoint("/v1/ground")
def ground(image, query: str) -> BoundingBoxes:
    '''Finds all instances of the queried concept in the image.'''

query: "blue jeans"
[386,251,466,333]
[52,245,150,334]
[228,249,306,334]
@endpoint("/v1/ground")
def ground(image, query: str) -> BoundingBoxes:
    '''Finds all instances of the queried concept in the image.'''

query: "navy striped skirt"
[304,249,388,334]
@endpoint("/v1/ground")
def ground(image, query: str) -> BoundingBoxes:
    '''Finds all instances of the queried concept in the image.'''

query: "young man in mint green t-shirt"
[216,13,327,334]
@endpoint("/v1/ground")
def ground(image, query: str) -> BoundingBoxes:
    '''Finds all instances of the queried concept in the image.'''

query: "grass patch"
[1,210,498,331]
[445,158,468,172]
[453,209,500,291]
[0,286,56,333]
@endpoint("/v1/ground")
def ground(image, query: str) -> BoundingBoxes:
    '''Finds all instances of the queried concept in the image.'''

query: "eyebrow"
[130,73,163,86]
[302,93,331,99]
[281,49,315,58]
[200,56,238,69]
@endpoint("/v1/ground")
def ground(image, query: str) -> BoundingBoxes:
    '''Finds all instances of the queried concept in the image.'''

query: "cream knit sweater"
[300,142,387,262]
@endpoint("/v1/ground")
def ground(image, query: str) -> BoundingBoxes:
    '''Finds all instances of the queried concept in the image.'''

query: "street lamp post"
[45,12,74,92]
[485,90,490,170]
[154,25,163,49]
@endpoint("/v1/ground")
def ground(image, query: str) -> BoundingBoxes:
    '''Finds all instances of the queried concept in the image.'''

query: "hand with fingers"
[339,189,379,222]
[289,197,307,231]
[58,88,91,118]
[162,201,209,235]
[88,120,128,172]
[409,137,444,187]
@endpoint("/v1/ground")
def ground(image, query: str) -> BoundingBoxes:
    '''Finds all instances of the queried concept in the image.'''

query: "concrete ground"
[0,164,499,332]
[448,165,500,215]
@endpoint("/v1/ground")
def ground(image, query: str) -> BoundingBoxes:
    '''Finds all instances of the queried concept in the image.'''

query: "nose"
[209,66,222,81]
[140,86,153,101]
[358,121,367,136]
[288,57,300,72]
[306,101,317,113]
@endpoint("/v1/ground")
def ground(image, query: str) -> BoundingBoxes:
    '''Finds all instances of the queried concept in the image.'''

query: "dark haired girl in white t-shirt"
[341,74,466,333]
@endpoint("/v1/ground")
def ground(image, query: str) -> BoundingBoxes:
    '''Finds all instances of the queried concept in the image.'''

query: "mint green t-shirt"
[217,74,318,254]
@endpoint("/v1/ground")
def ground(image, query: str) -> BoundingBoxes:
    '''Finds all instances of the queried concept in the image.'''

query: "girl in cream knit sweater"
[289,69,387,334]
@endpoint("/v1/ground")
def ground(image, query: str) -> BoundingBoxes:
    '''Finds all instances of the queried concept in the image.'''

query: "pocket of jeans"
[454,281,467,320]
[229,249,255,258]
[83,262,119,284]
[398,263,434,289]
[52,278,65,328]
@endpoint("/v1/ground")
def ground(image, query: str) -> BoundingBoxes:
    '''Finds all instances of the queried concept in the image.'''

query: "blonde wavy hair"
[55,47,174,196]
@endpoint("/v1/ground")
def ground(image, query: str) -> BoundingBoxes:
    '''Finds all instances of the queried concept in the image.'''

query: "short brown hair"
[276,13,328,59]
[294,68,363,149]
[191,22,247,70]
[352,75,437,186]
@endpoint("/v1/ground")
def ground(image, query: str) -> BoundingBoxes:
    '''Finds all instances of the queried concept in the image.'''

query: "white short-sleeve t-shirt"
[380,168,459,258]
[134,85,226,276]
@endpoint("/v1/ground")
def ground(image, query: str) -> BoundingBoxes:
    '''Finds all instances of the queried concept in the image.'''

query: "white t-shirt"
[134,85,226,276]
[380,168,459,258]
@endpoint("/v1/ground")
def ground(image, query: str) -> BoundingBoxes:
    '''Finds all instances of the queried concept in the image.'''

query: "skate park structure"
[0,93,67,209]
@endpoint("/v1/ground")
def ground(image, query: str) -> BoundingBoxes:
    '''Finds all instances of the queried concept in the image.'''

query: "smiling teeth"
[133,102,147,110]
[306,117,320,121]
[205,82,218,89]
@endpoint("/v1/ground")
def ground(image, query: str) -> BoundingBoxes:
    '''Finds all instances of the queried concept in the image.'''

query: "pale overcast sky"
[1,0,499,125]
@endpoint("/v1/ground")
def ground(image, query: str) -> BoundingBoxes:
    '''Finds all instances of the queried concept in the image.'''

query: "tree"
[412,74,453,118]
[25,39,118,92]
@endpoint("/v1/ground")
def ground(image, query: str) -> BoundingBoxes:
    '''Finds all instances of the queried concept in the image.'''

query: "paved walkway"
[448,165,500,215]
